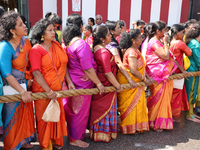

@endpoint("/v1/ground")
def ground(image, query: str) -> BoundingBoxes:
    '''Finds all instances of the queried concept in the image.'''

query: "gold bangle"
[144,77,147,82]
[96,83,102,87]
[127,77,132,81]
[20,89,26,96]
[47,90,53,96]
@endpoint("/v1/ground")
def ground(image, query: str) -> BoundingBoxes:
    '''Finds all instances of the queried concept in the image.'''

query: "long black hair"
[63,13,83,46]
[185,23,200,45]
[93,25,108,48]
[120,29,141,49]
[105,20,123,60]
[168,24,184,42]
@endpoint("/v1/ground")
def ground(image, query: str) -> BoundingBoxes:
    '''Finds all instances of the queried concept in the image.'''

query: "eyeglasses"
[96,18,101,20]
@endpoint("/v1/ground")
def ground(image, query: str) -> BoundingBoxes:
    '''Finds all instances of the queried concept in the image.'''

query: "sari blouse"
[170,40,192,73]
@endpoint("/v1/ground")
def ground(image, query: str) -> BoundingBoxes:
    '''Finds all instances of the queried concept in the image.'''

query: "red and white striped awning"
[29,0,190,30]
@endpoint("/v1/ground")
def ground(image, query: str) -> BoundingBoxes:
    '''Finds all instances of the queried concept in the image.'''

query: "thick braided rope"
[0,71,200,103]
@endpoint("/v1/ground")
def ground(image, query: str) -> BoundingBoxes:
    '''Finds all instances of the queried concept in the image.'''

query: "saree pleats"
[117,70,149,134]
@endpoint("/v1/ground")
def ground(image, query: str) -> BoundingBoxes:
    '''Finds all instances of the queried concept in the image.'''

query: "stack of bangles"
[142,75,146,82]
[164,43,169,48]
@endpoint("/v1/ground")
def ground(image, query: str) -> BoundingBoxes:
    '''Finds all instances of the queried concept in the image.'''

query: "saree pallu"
[117,48,149,134]
[31,42,68,149]
[146,39,177,130]
[63,40,97,141]
[1,37,36,150]
[90,48,117,142]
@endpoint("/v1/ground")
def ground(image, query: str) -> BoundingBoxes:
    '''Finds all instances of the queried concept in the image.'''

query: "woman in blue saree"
[0,11,36,150]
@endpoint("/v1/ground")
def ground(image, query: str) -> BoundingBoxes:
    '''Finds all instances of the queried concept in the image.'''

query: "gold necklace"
[11,39,24,52]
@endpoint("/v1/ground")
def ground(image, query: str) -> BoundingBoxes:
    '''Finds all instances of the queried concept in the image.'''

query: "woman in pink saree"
[62,14,106,148]
[146,21,177,132]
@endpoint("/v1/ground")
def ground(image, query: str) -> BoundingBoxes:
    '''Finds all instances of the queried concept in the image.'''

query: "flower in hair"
[168,30,172,37]
[67,23,73,26]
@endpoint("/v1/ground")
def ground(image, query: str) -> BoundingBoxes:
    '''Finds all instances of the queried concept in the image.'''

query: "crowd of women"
[0,7,200,150]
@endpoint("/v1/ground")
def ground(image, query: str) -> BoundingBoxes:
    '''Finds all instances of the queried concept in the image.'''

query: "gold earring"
[13,34,17,38]
[102,41,105,45]
[41,35,44,41]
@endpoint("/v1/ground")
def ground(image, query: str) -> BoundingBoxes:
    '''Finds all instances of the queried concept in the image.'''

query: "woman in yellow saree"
[117,29,154,134]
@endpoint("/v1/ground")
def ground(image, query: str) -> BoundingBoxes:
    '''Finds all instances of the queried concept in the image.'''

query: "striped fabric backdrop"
[29,0,190,30]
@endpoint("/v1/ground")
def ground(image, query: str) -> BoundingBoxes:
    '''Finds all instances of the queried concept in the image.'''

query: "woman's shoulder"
[188,39,200,49]
[0,41,13,51]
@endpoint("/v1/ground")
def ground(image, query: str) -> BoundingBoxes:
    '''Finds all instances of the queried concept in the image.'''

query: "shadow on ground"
[0,112,200,150]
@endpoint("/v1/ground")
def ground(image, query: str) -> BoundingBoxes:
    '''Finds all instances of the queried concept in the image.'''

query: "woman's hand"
[97,83,106,95]
[68,82,76,90]
[21,91,32,103]
[163,34,169,44]
[47,91,57,101]
[144,78,154,86]
[128,78,138,89]
[117,85,124,92]
[183,70,190,78]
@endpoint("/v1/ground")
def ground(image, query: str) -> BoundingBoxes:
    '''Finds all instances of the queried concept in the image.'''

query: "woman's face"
[104,29,112,45]
[83,27,91,37]
[88,19,93,26]
[43,24,55,42]
[176,30,185,40]
[112,22,121,38]
[13,16,27,37]
[133,33,143,47]
[157,26,167,38]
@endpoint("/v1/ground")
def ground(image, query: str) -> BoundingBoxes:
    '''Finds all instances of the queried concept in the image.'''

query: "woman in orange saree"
[0,11,35,150]
[146,21,177,132]
[29,19,68,149]
[117,29,153,134]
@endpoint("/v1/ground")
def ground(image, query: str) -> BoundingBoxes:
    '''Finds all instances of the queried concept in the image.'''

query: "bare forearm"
[105,72,120,88]
[130,69,143,80]
[84,68,101,85]
[65,67,73,84]
[6,75,24,93]
[118,64,131,80]
[175,60,184,73]
[32,71,51,92]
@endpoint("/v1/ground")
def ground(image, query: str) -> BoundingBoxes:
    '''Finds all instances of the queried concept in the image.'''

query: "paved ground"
[0,112,200,150]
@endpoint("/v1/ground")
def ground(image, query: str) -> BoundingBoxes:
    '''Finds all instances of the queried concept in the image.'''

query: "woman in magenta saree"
[146,22,177,131]
[62,14,105,148]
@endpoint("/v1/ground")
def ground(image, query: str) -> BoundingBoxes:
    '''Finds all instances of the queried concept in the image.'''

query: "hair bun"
[45,12,52,19]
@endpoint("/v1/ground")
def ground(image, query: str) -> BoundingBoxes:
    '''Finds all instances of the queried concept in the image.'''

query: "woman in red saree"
[90,25,123,142]
[169,24,191,122]
[0,11,35,150]
[29,19,69,149]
